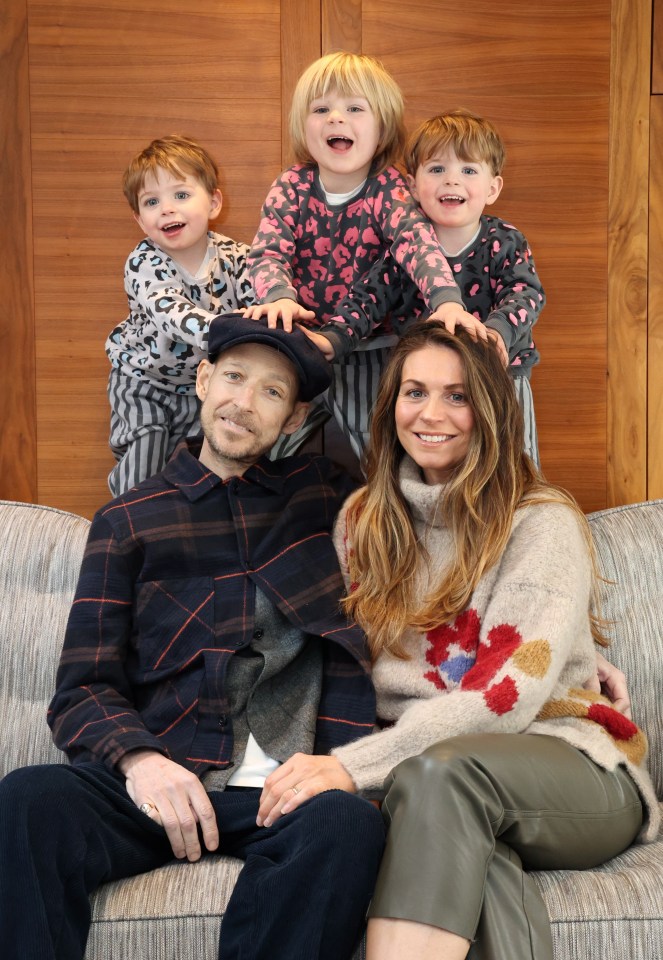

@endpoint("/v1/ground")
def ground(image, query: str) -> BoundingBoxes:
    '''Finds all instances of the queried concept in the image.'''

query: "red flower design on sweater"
[424,611,523,715]
[586,703,640,741]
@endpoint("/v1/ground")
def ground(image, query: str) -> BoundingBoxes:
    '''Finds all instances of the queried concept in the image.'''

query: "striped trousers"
[270,346,390,462]
[107,369,201,496]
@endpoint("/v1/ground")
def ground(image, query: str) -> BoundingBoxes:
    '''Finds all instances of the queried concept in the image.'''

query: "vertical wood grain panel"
[27,0,287,517]
[363,0,610,512]
[5,1,656,514]
[607,0,651,505]
[1,0,37,503]
[648,96,663,495]
[322,0,362,53]
[281,0,321,167]
[653,0,663,93]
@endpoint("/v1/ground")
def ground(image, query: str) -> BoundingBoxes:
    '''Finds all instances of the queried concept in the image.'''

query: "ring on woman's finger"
[139,801,155,816]
[291,784,302,795]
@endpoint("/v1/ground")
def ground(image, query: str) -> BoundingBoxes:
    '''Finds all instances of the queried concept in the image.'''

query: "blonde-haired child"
[106,135,254,495]
[245,53,477,459]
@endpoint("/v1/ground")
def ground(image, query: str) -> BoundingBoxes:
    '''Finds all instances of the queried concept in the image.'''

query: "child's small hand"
[427,303,488,341]
[427,304,509,367]
[242,299,316,332]
[296,326,335,361]
[485,328,509,368]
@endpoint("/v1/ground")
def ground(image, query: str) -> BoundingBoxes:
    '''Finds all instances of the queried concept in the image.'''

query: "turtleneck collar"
[398,455,449,529]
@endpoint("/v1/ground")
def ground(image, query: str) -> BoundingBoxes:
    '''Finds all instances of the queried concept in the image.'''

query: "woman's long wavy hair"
[343,321,607,658]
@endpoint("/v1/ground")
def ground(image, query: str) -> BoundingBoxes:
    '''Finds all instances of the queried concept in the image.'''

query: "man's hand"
[584,650,632,718]
[119,749,219,861]
[242,299,316,331]
[297,325,335,361]
[257,753,356,828]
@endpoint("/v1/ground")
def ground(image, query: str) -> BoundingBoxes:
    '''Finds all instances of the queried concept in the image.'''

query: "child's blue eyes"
[427,166,478,176]
[310,104,366,114]
[142,192,190,207]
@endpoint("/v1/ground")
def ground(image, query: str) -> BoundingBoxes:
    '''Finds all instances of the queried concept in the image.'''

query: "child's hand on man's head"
[242,299,316,332]
[297,326,335,361]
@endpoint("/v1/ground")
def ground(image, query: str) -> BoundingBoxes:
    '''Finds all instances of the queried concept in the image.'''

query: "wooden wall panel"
[607,0,651,505]
[322,0,362,54]
[1,0,656,516]
[363,0,611,511]
[648,97,663,495]
[1,0,37,503]
[27,0,292,517]
[281,0,321,166]
[654,0,663,93]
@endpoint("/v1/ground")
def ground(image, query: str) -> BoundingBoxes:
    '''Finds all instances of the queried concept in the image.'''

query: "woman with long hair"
[330,321,659,959]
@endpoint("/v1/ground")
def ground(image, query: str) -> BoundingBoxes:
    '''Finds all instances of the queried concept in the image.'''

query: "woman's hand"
[256,753,356,828]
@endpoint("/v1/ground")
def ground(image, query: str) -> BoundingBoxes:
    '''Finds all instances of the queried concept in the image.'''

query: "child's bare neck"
[432,220,481,257]
[169,237,209,276]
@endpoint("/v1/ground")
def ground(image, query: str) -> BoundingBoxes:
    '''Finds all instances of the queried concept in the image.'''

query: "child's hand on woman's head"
[427,304,509,367]
[428,303,488,340]
[242,299,316,331]
[485,328,509,368]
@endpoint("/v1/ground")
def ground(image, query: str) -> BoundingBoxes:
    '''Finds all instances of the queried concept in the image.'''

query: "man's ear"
[281,400,309,436]
[209,189,223,220]
[406,173,419,202]
[485,175,504,207]
[196,358,214,402]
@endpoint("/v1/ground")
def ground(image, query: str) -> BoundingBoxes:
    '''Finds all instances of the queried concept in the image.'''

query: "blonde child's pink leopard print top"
[247,164,464,359]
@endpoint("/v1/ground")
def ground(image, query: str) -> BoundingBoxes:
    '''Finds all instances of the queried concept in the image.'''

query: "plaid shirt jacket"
[48,441,374,776]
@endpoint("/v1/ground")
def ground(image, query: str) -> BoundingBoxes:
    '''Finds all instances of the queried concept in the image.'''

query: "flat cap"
[207,313,332,401]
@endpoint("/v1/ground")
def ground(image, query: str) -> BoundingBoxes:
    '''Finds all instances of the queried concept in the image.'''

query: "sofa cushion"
[526,500,663,960]
[0,501,89,777]
[586,499,663,796]
[1,497,661,960]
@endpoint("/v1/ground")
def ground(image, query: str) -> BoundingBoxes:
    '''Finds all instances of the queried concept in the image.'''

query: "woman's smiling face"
[395,344,475,484]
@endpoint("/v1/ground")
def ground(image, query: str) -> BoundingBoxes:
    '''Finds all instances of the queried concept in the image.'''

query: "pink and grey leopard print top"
[330,215,544,372]
[247,164,463,357]
[106,231,254,393]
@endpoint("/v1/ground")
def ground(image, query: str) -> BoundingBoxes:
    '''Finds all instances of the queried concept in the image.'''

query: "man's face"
[196,343,308,478]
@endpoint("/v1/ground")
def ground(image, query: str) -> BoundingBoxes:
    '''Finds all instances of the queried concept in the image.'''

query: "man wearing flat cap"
[0,315,384,960]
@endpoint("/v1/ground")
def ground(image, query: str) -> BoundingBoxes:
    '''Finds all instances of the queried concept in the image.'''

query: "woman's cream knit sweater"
[332,457,660,842]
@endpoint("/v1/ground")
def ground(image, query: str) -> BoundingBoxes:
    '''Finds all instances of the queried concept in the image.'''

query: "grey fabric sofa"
[0,498,661,959]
